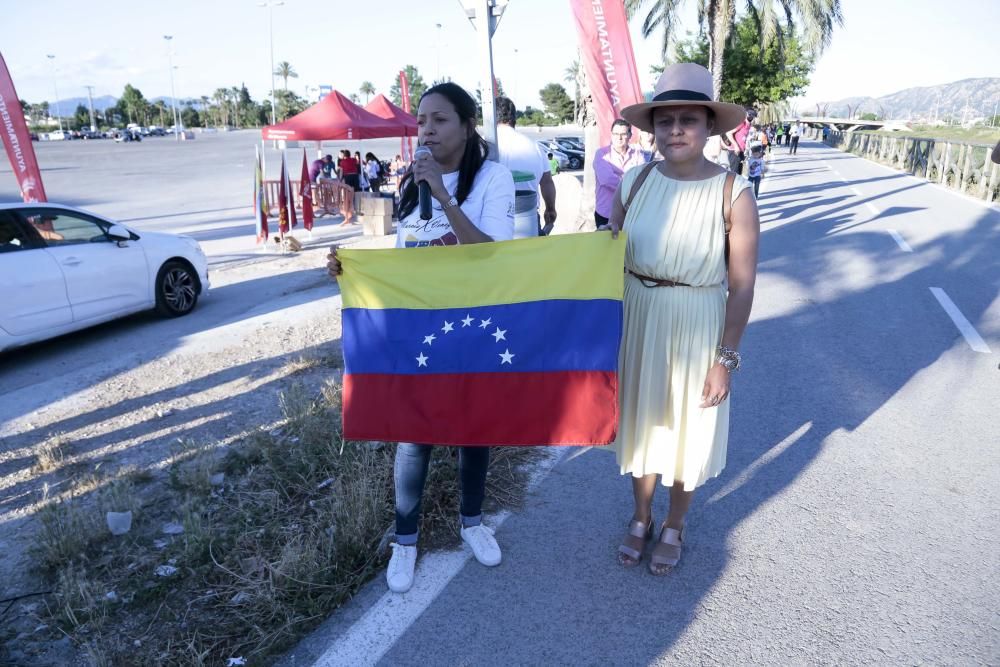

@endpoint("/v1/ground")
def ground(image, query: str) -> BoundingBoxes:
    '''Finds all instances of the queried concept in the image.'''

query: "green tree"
[389,65,428,114]
[275,89,307,121]
[181,105,201,128]
[672,16,813,107]
[274,61,298,91]
[626,0,842,100]
[539,83,575,123]
[119,84,148,125]
[859,112,877,121]
[72,104,90,130]
[360,81,376,103]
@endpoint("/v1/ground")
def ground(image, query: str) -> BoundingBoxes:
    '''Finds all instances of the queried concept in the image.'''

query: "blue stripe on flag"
[343,299,621,375]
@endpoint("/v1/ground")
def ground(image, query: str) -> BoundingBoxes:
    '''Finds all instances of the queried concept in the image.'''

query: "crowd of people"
[308,149,407,194]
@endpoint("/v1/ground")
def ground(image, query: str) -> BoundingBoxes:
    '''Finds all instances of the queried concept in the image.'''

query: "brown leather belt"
[627,269,691,288]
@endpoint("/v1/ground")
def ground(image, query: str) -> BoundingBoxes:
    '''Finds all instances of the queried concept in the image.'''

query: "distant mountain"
[818,78,1000,122]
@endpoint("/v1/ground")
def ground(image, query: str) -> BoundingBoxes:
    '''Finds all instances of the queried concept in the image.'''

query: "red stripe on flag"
[343,371,617,446]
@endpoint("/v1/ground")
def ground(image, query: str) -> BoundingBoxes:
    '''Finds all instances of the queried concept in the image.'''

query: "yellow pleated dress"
[614,167,751,491]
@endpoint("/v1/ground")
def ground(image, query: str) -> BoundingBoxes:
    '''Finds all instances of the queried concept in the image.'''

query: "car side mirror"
[107,224,131,241]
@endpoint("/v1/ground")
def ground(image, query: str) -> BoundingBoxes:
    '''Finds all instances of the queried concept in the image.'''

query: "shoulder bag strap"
[625,160,660,212]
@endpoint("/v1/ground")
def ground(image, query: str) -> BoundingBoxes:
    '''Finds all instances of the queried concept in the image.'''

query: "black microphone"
[414,146,433,220]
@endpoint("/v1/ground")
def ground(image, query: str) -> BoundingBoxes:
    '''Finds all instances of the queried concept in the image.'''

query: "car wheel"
[155,260,199,317]
[569,157,582,170]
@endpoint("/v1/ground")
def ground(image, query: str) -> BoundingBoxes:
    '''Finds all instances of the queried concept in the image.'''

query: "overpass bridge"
[782,116,911,132]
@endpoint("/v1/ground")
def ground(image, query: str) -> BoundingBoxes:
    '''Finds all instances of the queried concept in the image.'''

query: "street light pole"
[436,23,443,82]
[45,54,63,132]
[163,36,182,141]
[258,1,284,125]
[84,85,97,132]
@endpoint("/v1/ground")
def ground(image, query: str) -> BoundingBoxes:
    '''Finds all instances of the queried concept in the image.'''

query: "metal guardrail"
[822,130,999,203]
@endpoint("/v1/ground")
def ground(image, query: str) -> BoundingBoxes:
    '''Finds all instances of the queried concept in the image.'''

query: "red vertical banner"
[0,52,47,202]
[399,69,413,161]
[569,0,645,146]
[254,145,268,243]
[300,149,314,231]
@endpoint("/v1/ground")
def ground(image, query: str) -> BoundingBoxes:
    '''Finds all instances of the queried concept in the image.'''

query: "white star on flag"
[416,352,429,367]
[462,315,474,327]
[492,327,507,342]
[479,317,492,329]
[423,334,436,345]
[499,349,515,365]
[442,321,454,333]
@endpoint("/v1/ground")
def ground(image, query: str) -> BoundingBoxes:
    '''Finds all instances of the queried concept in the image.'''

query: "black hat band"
[651,90,713,103]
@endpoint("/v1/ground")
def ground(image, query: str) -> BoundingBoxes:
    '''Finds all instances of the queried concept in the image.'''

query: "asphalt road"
[282,140,1000,666]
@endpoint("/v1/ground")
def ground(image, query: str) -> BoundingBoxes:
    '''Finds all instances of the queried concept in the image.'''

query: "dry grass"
[26,372,541,666]
[34,433,71,473]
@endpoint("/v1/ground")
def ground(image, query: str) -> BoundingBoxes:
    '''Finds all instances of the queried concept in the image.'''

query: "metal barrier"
[824,131,999,204]
[263,179,355,220]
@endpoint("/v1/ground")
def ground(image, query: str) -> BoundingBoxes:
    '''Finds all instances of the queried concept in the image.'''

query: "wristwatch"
[441,195,459,211]
[717,345,741,372]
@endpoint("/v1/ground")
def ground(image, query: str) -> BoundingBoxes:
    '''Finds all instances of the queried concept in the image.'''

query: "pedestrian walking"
[747,145,765,197]
[364,152,383,192]
[593,119,647,229]
[783,122,792,145]
[724,111,751,175]
[548,152,560,175]
[789,120,801,154]
[613,63,760,575]
[326,82,515,594]
[338,150,361,191]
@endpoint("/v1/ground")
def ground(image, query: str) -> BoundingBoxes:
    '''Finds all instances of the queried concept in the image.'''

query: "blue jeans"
[394,443,490,545]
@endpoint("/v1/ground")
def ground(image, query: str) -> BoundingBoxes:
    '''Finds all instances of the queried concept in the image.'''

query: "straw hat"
[620,63,747,136]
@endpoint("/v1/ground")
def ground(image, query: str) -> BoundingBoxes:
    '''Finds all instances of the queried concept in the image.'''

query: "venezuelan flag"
[338,233,626,446]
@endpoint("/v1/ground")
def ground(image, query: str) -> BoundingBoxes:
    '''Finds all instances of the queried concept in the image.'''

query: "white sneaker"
[461,524,502,567]
[386,543,417,593]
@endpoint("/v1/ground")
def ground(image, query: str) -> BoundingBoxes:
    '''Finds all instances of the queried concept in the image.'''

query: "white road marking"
[850,186,863,196]
[311,449,567,667]
[887,229,913,252]
[865,202,880,215]
[929,288,992,354]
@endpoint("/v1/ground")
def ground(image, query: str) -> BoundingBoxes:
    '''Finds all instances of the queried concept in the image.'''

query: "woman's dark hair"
[398,82,490,220]
[365,152,377,162]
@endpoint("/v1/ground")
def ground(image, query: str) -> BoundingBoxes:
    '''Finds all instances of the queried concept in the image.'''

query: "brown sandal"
[649,524,685,576]
[617,519,653,567]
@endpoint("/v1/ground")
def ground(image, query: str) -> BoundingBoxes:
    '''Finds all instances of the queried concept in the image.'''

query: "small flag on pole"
[254,145,269,244]
[278,152,289,236]
[300,149,314,232]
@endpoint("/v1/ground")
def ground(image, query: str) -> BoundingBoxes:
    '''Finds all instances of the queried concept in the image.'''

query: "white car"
[0,203,209,353]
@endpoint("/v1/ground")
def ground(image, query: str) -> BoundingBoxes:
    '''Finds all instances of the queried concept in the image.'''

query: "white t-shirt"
[395,159,515,248]
[790,124,801,137]
[496,124,548,192]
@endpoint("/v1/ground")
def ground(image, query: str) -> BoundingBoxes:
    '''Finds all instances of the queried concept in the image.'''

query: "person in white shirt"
[789,121,802,154]
[494,96,558,236]
[326,82,514,594]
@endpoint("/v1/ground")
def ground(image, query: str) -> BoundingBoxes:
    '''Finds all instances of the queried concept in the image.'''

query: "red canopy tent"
[262,90,405,141]
[363,94,418,135]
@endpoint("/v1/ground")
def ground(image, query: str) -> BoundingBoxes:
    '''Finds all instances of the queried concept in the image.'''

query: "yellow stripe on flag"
[338,232,626,310]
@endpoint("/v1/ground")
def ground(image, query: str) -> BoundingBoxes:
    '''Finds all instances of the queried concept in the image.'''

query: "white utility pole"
[45,54,63,132]
[258,0,284,125]
[164,36,182,140]
[83,85,97,131]
[462,0,507,161]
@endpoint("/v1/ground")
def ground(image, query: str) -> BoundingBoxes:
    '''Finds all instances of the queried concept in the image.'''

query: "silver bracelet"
[717,345,741,372]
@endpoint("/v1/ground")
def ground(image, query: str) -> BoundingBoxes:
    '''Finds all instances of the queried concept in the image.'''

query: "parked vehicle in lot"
[147,126,166,136]
[554,136,584,151]
[0,203,210,353]
[539,141,570,170]
[47,130,70,141]
[114,129,142,142]
[547,138,585,170]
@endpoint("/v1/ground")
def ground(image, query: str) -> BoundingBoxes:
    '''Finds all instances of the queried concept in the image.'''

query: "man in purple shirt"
[593,119,648,229]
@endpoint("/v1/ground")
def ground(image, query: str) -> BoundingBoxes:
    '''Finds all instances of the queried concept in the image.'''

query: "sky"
[3,0,997,113]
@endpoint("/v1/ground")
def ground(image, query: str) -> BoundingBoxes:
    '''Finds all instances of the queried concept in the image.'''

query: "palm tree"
[563,56,581,124]
[626,0,843,100]
[274,61,298,91]
[360,81,376,103]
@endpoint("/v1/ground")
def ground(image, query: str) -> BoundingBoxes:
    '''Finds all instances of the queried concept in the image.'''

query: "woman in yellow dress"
[610,64,761,575]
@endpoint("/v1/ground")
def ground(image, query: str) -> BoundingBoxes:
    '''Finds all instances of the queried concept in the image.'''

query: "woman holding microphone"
[327,82,515,593]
